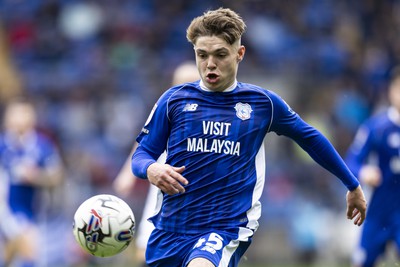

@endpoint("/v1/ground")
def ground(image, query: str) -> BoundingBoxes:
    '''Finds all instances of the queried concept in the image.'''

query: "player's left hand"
[346,185,367,226]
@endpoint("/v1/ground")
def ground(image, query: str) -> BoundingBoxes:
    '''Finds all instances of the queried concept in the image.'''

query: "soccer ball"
[72,194,135,257]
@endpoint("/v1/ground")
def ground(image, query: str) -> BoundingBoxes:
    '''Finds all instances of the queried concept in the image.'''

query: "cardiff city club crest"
[234,102,253,120]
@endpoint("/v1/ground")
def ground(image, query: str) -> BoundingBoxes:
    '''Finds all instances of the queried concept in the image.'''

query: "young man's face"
[194,35,245,92]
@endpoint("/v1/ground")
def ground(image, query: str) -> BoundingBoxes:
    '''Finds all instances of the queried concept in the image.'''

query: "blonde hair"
[172,61,199,85]
[186,8,246,45]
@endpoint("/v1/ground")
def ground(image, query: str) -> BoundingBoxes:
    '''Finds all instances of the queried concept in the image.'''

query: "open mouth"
[206,73,219,83]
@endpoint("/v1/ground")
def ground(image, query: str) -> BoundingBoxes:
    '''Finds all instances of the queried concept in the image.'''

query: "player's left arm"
[269,92,366,225]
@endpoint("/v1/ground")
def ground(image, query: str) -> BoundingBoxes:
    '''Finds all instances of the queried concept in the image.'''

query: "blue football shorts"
[146,228,252,267]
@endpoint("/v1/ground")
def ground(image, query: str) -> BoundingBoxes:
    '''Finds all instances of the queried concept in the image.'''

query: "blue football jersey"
[0,131,62,220]
[346,107,400,220]
[132,81,359,235]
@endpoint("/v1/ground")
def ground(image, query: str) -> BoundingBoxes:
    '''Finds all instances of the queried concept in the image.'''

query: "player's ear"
[237,45,245,62]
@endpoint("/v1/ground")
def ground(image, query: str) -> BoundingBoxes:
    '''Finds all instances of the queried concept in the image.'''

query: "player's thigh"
[146,229,194,266]
[187,257,215,267]
[184,231,251,267]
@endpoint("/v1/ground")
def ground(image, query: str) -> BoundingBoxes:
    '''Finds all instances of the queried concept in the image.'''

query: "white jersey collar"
[199,80,237,92]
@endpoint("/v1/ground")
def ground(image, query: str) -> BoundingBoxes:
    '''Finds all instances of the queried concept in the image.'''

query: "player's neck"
[388,106,400,125]
[199,80,237,92]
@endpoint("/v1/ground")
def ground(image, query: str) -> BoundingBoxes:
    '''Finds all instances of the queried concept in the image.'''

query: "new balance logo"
[183,103,198,112]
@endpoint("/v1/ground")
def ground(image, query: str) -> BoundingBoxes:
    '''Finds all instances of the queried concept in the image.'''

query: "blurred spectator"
[0,98,64,267]
[345,66,400,267]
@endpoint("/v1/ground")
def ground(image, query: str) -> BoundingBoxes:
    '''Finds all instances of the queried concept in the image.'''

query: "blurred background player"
[0,98,64,267]
[113,61,200,266]
[346,66,400,267]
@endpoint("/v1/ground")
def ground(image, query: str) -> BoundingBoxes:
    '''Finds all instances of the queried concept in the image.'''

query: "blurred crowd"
[0,0,399,266]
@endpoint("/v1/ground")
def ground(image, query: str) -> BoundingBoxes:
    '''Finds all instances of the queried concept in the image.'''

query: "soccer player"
[131,8,367,267]
[346,67,400,267]
[113,61,200,266]
[0,98,64,267]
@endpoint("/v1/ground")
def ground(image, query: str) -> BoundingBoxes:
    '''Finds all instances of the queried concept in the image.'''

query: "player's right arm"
[132,144,188,195]
[131,88,188,195]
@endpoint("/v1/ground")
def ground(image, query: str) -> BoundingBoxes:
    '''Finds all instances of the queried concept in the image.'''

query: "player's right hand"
[147,163,188,195]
